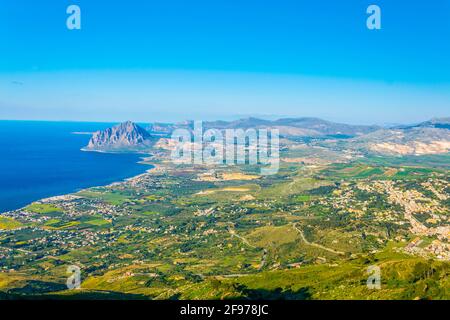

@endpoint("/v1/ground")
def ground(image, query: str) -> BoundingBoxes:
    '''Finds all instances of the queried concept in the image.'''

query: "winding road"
[292,223,345,256]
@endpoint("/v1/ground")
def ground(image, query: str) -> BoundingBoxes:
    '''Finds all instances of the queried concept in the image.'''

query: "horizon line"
[0,116,448,127]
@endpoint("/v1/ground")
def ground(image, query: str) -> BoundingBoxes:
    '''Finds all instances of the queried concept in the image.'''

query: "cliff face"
[86,121,153,151]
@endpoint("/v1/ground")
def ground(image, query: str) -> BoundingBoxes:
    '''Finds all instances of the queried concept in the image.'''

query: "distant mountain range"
[396,118,450,130]
[85,117,450,156]
[351,118,450,155]
[149,117,380,137]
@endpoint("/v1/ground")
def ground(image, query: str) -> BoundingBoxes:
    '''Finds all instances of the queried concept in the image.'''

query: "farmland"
[0,146,448,300]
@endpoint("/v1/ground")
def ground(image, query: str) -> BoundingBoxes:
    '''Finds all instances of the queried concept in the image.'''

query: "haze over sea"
[0,121,151,213]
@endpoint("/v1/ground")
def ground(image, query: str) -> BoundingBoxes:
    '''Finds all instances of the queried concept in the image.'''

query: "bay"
[0,120,151,213]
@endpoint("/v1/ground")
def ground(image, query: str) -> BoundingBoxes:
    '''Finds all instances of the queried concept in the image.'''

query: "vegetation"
[0,141,448,300]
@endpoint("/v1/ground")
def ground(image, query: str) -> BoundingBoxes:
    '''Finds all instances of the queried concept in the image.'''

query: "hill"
[85,121,154,152]
[148,117,380,137]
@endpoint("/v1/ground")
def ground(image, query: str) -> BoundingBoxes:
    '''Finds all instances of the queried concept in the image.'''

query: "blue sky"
[1,0,449,124]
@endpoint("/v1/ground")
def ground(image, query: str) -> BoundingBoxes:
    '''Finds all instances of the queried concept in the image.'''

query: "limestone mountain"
[85,121,153,152]
[348,121,450,156]
[398,118,450,130]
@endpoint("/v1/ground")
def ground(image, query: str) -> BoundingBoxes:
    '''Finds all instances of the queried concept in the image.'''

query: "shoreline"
[1,151,158,215]
[81,147,152,155]
[37,161,159,204]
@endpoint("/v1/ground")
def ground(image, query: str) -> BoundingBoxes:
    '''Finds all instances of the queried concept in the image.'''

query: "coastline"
[1,150,157,215]
[80,147,153,155]
[36,161,159,205]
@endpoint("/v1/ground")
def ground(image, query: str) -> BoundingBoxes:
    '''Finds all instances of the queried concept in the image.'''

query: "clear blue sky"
[1,0,449,124]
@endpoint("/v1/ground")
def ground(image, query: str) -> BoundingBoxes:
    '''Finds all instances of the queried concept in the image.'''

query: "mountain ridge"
[85,121,153,152]
[148,117,381,137]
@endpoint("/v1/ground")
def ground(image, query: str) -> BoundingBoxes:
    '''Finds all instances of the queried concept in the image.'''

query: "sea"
[0,121,152,213]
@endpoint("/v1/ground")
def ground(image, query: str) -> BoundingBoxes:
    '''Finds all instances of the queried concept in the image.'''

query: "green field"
[1,148,449,300]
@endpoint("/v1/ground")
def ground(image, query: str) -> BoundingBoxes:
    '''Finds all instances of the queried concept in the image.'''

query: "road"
[228,228,267,269]
[292,223,345,256]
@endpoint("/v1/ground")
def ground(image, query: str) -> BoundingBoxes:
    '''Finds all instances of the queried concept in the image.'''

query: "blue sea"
[0,121,152,213]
